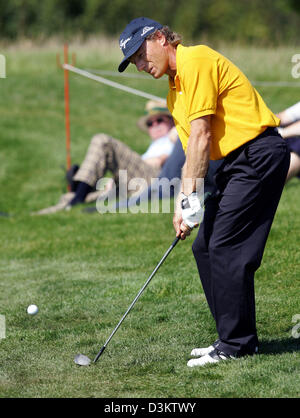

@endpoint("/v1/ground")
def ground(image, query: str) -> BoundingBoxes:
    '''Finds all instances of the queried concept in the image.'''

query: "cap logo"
[120,36,132,50]
[141,26,154,37]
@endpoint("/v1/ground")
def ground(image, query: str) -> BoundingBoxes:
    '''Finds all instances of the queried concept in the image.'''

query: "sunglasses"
[146,117,167,128]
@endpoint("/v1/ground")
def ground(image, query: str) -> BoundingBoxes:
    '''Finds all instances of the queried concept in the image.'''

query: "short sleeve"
[180,57,218,122]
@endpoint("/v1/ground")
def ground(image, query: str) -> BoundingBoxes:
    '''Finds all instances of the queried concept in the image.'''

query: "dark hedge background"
[0,0,300,44]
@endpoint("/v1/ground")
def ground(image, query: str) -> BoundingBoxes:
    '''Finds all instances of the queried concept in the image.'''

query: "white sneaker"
[190,339,220,357]
[190,345,215,357]
[187,348,235,367]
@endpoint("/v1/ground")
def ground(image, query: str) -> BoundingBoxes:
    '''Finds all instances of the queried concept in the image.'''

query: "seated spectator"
[34,100,179,214]
[277,101,300,182]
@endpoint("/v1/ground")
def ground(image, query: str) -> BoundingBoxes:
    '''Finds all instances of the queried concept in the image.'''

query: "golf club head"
[93,346,106,363]
[74,353,92,366]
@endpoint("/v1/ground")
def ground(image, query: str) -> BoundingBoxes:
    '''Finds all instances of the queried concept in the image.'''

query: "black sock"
[69,182,93,206]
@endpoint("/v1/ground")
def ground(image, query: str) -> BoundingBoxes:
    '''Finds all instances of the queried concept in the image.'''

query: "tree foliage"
[0,0,299,44]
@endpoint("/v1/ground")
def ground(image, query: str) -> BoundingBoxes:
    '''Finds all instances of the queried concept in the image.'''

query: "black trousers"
[192,128,290,356]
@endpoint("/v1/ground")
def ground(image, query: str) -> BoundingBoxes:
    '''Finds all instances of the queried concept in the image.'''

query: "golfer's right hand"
[173,211,192,240]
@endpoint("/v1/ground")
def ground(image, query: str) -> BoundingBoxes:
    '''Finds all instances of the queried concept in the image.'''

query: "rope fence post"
[64,44,72,190]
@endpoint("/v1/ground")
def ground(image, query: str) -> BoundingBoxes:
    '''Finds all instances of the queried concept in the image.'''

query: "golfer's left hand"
[181,192,204,229]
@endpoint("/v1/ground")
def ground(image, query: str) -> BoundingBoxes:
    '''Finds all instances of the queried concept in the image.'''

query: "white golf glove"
[181,192,204,229]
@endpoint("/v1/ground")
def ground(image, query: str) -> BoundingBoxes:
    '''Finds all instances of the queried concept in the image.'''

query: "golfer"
[118,17,290,366]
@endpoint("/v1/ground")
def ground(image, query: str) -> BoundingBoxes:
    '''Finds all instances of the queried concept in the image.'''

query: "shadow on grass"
[259,338,300,355]
[285,179,300,189]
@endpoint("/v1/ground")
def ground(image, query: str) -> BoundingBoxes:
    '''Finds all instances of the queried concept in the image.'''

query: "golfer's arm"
[181,116,211,196]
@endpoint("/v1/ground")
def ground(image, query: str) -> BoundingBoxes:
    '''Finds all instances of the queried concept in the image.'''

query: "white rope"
[63,64,164,101]
[82,68,300,88]
[83,68,162,80]
[251,80,300,87]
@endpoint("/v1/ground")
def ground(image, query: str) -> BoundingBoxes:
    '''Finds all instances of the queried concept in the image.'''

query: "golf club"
[74,192,212,366]
[74,235,180,366]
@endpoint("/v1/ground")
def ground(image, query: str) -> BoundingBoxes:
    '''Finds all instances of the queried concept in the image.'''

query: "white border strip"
[63,64,164,101]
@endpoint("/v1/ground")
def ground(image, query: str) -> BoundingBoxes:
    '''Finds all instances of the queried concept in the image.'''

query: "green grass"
[0,40,299,398]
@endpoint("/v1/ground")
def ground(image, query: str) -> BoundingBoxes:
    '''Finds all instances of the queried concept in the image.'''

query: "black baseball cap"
[118,17,163,72]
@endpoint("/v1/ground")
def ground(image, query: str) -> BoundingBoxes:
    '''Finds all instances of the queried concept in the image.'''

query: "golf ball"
[27,304,39,315]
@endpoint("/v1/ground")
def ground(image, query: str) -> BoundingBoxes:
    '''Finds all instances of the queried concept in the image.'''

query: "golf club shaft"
[93,236,180,363]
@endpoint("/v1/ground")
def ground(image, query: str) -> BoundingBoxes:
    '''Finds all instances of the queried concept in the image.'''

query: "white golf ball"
[27,304,39,315]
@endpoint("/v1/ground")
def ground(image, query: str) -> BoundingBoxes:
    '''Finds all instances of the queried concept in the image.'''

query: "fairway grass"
[0,41,299,398]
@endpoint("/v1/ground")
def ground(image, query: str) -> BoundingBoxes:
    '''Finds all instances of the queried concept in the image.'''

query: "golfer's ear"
[156,31,167,46]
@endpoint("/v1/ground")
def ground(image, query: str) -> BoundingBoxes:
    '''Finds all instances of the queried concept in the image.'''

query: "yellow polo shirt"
[167,44,280,160]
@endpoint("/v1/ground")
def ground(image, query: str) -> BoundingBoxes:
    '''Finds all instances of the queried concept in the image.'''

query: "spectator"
[276,101,300,182]
[34,100,179,215]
